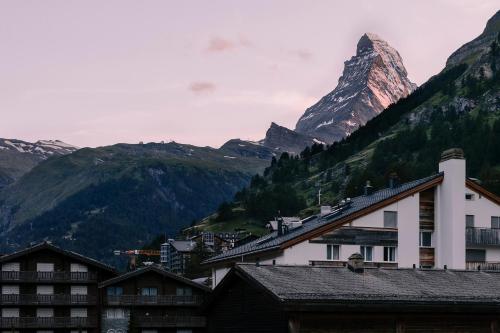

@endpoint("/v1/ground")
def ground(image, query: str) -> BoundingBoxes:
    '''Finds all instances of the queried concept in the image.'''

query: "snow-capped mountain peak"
[295,33,416,143]
[0,138,79,158]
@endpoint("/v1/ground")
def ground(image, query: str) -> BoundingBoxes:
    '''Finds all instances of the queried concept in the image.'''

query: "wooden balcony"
[466,261,500,271]
[134,316,206,328]
[0,317,97,328]
[105,295,203,306]
[0,271,97,283]
[0,294,97,305]
[466,227,500,246]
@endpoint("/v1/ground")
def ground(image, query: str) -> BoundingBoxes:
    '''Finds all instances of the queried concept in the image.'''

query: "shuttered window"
[70,263,88,272]
[2,285,19,295]
[1,263,20,272]
[2,308,19,318]
[36,308,54,318]
[71,286,87,295]
[492,216,500,229]
[36,285,54,295]
[36,263,54,272]
[70,308,87,318]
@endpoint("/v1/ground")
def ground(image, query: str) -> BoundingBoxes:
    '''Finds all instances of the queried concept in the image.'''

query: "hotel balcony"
[0,317,96,328]
[466,261,500,271]
[466,227,500,246]
[0,271,97,283]
[104,295,204,306]
[0,294,97,305]
[135,316,206,328]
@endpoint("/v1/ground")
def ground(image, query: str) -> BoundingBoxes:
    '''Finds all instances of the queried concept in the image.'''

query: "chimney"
[436,148,466,269]
[364,181,373,195]
[347,253,364,273]
[388,173,399,189]
[277,217,284,236]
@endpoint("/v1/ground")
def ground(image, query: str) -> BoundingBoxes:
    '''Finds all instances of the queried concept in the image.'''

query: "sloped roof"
[98,265,211,292]
[0,242,116,273]
[234,264,500,305]
[203,173,443,265]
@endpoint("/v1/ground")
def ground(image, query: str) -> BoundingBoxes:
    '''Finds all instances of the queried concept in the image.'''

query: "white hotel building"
[204,148,500,287]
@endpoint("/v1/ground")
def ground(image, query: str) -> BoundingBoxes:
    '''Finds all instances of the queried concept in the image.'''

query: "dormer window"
[465,193,475,201]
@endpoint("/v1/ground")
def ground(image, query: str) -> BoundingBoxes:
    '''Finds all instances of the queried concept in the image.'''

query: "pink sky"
[0,0,498,148]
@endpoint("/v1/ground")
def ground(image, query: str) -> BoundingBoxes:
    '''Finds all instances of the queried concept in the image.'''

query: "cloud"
[189,81,216,94]
[290,49,313,61]
[205,36,252,53]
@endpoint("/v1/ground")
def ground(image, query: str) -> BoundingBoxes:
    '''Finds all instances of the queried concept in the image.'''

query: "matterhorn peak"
[295,33,416,143]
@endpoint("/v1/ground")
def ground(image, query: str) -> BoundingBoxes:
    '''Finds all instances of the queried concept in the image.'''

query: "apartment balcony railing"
[134,316,206,328]
[0,271,97,283]
[466,227,500,246]
[0,317,96,328]
[0,294,97,305]
[466,261,500,271]
[105,295,203,306]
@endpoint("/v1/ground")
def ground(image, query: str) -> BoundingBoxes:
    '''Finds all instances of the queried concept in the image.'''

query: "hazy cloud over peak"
[189,81,216,94]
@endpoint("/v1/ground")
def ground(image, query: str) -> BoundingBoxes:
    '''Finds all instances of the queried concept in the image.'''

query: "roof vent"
[389,173,400,189]
[364,181,373,195]
[347,253,364,273]
[440,148,464,162]
[320,206,332,216]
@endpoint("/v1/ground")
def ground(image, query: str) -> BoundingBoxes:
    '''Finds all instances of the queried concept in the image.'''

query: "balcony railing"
[466,261,500,271]
[0,317,96,328]
[0,271,97,282]
[0,294,97,305]
[466,227,500,246]
[105,295,203,306]
[134,316,206,328]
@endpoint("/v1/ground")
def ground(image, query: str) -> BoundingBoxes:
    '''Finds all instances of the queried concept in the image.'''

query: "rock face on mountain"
[0,139,78,188]
[260,122,319,155]
[295,33,417,143]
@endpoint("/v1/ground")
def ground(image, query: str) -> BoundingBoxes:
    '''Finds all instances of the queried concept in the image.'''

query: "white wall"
[465,188,500,228]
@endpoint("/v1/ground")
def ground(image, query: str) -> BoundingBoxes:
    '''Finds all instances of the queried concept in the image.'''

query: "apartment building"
[99,265,210,333]
[0,242,116,333]
[204,148,500,287]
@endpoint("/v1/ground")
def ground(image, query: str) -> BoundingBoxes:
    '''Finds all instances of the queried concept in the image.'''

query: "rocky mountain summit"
[295,33,417,143]
[259,122,320,155]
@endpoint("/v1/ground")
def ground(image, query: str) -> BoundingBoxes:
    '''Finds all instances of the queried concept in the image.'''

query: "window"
[1,262,20,272]
[71,286,87,295]
[70,263,88,272]
[106,308,125,319]
[465,193,475,201]
[107,286,123,296]
[492,216,500,229]
[384,247,396,262]
[326,244,340,260]
[36,308,54,318]
[466,249,486,262]
[176,287,192,296]
[360,246,373,262]
[383,211,397,228]
[36,285,54,295]
[2,285,19,295]
[141,287,158,296]
[419,231,432,247]
[36,263,54,272]
[466,215,475,228]
[70,308,87,318]
[2,308,19,318]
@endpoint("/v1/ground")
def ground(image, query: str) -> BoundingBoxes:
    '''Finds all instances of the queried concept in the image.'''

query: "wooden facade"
[99,266,210,333]
[419,188,435,267]
[0,243,117,333]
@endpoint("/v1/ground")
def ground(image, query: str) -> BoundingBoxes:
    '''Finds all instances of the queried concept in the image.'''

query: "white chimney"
[435,148,466,269]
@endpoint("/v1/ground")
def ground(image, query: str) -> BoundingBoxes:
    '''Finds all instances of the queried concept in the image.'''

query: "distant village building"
[207,260,500,333]
[204,149,500,287]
